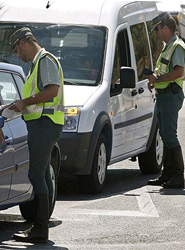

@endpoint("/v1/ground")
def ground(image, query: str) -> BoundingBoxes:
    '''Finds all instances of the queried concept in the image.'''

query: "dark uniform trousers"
[147,87,184,188]
[156,88,184,148]
[12,114,63,243]
[26,116,63,196]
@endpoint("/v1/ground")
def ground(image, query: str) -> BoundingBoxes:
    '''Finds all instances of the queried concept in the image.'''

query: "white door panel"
[133,80,155,151]
[110,89,137,158]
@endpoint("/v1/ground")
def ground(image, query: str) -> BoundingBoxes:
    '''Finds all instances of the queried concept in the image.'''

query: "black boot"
[147,147,172,186]
[12,194,49,243]
[163,146,184,189]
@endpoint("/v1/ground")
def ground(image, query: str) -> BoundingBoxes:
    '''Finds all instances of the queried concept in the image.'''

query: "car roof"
[0,62,25,78]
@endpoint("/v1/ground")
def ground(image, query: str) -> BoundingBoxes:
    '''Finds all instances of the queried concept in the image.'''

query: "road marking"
[61,186,159,218]
[126,186,159,217]
[63,208,146,217]
[2,187,159,219]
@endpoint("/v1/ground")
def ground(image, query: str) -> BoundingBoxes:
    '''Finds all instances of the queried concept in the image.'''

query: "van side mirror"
[120,67,135,88]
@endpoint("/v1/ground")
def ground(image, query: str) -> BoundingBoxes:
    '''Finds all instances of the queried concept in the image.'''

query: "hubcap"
[50,165,56,203]
[97,143,107,185]
[155,130,163,165]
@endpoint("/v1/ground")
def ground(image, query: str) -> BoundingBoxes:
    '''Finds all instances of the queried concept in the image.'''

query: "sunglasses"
[154,24,165,32]
[154,26,160,32]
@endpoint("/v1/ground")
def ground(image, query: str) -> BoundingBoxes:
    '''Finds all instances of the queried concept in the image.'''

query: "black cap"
[9,27,33,49]
[152,12,172,31]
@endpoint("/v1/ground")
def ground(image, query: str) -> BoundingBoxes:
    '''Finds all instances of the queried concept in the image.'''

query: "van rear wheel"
[138,128,163,174]
[78,133,108,194]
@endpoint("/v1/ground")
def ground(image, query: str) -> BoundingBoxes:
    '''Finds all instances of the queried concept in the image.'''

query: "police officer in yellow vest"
[147,12,185,189]
[9,27,64,243]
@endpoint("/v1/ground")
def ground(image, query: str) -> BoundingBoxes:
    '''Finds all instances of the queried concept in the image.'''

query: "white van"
[0,0,164,193]
[179,4,185,41]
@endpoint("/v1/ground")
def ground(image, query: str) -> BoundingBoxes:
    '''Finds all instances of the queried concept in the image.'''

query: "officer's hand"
[147,80,154,92]
[9,100,26,113]
[147,74,156,92]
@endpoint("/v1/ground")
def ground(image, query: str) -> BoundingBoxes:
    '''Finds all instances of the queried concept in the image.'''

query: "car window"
[146,21,163,69]
[0,72,20,105]
[111,29,131,87]
[130,22,152,81]
[13,73,24,98]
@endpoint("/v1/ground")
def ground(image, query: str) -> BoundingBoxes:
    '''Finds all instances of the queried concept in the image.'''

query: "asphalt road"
[1,105,185,250]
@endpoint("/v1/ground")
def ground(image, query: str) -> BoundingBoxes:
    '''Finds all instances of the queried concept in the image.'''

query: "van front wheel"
[138,128,163,174]
[78,133,108,194]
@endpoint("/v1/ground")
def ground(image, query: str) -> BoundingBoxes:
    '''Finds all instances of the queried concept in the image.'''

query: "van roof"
[0,0,157,26]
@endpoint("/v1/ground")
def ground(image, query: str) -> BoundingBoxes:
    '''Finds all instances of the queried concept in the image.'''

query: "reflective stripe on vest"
[22,50,64,125]
[155,38,185,89]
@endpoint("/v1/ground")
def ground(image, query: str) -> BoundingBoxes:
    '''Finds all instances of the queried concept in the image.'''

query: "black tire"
[78,133,108,194]
[138,128,163,174]
[19,154,59,222]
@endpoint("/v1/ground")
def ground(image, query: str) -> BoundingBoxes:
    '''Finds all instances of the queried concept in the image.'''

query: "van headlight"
[63,107,81,132]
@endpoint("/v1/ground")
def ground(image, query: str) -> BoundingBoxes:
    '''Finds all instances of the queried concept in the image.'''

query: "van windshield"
[0,24,106,86]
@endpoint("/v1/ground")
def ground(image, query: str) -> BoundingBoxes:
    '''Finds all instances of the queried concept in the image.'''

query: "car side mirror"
[120,67,135,88]
[0,116,5,128]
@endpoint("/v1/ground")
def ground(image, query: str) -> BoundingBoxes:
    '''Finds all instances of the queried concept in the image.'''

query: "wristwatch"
[155,76,160,82]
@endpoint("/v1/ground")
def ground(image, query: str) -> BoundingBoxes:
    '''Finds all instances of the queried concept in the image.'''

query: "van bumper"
[58,132,92,175]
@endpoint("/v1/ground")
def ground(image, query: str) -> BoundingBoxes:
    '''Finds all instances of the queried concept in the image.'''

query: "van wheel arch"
[138,126,163,174]
[78,112,112,194]
[86,112,112,170]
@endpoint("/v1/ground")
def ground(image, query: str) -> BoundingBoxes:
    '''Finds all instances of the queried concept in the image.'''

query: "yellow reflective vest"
[155,37,185,89]
[22,50,64,125]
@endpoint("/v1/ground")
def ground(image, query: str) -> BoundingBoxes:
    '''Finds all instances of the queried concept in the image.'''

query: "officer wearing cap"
[147,12,185,189]
[9,27,64,243]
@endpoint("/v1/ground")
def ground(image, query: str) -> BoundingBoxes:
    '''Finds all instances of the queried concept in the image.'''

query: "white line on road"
[126,186,159,217]
[2,187,159,219]
[60,186,159,218]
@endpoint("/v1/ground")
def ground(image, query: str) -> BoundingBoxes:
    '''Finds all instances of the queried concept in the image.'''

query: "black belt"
[156,82,181,95]
[155,86,171,95]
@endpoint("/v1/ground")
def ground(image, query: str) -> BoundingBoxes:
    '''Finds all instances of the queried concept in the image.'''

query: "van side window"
[146,21,163,68]
[130,22,152,81]
[111,29,131,88]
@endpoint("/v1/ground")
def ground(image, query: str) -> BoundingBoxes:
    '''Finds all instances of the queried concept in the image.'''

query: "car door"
[109,26,137,159]
[0,122,14,202]
[128,22,155,151]
[129,21,163,151]
[0,70,30,199]
[8,115,30,199]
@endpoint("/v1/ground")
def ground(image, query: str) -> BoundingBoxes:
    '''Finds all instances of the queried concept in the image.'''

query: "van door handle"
[5,136,13,145]
[131,89,138,96]
[0,136,13,153]
[138,87,144,94]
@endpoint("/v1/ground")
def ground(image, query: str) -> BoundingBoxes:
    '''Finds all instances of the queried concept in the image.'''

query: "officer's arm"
[23,84,59,105]
[154,65,184,83]
[9,84,59,112]
[147,65,184,92]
